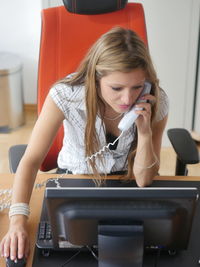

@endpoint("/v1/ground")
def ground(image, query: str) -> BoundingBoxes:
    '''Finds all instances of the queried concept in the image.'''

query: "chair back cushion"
[38,3,148,171]
[63,0,128,14]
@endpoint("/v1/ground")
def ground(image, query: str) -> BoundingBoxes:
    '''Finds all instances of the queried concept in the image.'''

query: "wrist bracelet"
[134,155,159,170]
[9,203,30,219]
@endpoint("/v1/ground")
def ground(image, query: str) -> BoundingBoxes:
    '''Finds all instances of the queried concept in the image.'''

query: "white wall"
[131,0,200,144]
[0,0,42,104]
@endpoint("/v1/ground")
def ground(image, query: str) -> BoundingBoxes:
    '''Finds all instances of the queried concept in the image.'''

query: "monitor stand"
[98,222,144,267]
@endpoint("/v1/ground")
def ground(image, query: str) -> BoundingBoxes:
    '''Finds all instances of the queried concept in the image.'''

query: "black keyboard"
[36,221,54,249]
[38,221,52,241]
[37,221,84,251]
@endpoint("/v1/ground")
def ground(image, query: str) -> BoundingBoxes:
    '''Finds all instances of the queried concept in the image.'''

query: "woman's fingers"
[0,237,5,257]
[10,234,18,260]
[24,238,30,259]
[135,102,152,115]
[2,235,11,258]
[17,232,27,259]
[134,101,152,134]
[140,94,156,106]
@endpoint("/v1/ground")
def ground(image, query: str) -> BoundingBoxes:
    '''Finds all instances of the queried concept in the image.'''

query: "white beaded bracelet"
[134,156,159,170]
[9,203,30,219]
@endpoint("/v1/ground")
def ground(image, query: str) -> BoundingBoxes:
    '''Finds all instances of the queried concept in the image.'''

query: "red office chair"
[37,0,148,171]
[8,0,199,174]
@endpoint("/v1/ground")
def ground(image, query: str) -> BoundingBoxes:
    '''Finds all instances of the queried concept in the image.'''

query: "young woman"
[0,27,168,261]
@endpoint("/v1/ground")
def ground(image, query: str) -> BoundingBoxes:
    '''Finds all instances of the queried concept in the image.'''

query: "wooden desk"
[0,174,200,267]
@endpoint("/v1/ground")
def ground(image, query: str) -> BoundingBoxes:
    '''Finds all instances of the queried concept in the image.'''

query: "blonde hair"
[61,27,159,183]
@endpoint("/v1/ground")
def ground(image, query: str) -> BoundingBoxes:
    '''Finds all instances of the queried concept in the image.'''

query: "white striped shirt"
[49,81,169,174]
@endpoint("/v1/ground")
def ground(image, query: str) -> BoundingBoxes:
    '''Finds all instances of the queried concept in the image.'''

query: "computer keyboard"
[36,221,53,250]
[38,221,52,241]
[37,221,84,250]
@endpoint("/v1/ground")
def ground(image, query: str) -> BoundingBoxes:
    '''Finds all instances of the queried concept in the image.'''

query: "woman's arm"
[0,95,65,260]
[133,115,168,187]
[12,95,64,204]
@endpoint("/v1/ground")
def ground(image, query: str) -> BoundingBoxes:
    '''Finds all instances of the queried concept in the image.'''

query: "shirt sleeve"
[155,88,169,121]
[49,83,73,115]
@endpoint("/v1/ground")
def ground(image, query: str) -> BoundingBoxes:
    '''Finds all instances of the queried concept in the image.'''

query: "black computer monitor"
[45,183,198,267]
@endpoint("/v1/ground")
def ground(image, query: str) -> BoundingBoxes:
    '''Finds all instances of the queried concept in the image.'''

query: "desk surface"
[0,174,200,267]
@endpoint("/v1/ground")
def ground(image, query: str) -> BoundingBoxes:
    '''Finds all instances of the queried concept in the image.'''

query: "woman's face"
[99,69,146,113]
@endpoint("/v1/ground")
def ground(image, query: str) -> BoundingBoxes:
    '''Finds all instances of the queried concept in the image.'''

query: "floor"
[0,110,199,176]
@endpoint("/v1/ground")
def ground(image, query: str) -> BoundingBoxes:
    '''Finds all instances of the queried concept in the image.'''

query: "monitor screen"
[45,181,198,266]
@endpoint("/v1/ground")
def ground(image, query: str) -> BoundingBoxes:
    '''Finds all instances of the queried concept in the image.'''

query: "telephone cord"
[85,131,124,161]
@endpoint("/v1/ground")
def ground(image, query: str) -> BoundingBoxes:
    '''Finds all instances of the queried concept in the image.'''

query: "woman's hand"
[134,94,156,135]
[0,215,30,261]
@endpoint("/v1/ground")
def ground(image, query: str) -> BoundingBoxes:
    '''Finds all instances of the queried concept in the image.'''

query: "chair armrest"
[167,128,199,164]
[8,144,27,173]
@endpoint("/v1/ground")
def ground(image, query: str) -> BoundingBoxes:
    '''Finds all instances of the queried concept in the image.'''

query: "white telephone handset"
[118,82,151,132]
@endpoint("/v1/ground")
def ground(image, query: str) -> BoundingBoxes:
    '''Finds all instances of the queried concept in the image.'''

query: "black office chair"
[167,128,199,175]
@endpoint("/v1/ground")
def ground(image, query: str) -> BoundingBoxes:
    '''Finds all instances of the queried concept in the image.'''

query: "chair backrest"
[38,2,148,171]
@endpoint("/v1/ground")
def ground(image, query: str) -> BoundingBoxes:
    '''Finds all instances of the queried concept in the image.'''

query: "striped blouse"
[49,80,169,174]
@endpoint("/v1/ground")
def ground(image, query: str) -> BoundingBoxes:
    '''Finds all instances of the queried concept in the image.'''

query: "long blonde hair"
[61,27,159,182]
